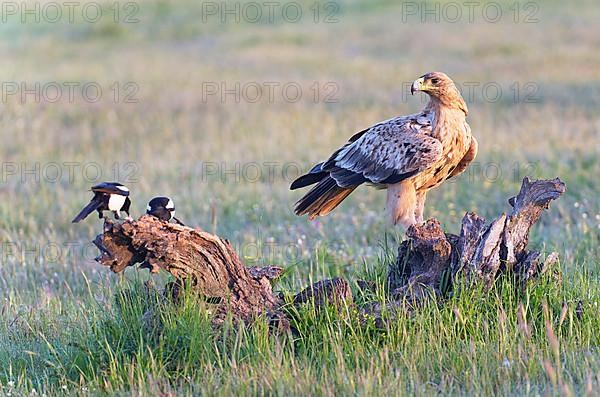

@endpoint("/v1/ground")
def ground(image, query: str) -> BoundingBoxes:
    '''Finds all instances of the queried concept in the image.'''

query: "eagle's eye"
[431,78,440,84]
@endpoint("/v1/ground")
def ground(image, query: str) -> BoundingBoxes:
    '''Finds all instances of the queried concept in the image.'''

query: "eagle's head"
[411,72,468,114]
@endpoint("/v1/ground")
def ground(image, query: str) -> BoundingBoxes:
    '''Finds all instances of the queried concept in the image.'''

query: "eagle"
[290,72,477,228]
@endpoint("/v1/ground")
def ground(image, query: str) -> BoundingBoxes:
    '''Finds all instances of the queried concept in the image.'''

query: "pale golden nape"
[291,72,477,229]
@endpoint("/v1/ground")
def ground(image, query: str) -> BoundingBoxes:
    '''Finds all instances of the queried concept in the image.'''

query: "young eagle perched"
[290,72,477,229]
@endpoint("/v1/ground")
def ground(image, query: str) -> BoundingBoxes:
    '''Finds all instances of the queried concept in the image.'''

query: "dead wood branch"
[387,178,566,303]
[93,178,565,327]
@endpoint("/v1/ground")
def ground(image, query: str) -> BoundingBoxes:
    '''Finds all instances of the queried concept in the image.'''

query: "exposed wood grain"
[386,178,565,303]
[93,178,565,328]
[96,215,280,324]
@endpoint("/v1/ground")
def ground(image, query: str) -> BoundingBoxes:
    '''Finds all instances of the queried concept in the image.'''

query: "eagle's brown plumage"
[291,72,477,228]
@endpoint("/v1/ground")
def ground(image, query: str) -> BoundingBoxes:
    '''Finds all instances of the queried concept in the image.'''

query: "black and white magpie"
[146,196,184,225]
[72,182,131,223]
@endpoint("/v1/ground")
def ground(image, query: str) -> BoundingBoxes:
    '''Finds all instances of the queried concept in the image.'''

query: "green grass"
[0,0,599,395]
[2,267,599,395]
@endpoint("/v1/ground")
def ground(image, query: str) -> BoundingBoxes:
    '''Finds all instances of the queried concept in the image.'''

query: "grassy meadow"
[0,0,599,395]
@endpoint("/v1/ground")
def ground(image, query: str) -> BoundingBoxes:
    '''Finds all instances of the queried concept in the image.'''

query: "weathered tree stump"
[94,215,283,324]
[93,177,565,327]
[387,177,566,303]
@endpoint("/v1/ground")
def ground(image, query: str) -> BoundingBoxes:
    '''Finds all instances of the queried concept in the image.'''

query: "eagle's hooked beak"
[411,77,425,95]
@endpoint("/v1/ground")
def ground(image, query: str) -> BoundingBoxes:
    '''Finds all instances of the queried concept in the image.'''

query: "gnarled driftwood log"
[93,177,565,327]
[94,216,284,324]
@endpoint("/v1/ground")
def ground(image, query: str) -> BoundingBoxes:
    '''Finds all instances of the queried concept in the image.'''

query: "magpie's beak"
[411,77,425,95]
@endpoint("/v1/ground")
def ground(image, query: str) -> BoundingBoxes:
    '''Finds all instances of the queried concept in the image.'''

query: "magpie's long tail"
[294,176,356,219]
[72,197,102,223]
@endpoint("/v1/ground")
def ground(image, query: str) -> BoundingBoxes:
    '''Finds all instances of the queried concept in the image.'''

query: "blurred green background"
[0,0,598,395]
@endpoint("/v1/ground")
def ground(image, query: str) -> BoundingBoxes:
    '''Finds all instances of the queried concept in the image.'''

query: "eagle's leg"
[414,191,426,224]
[386,180,417,229]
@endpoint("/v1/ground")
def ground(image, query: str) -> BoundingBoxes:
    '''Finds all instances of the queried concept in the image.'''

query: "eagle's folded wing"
[322,120,443,188]
[290,127,370,190]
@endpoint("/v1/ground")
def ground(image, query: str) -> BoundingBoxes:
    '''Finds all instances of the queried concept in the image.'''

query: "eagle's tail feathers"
[294,177,356,219]
[290,171,327,190]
